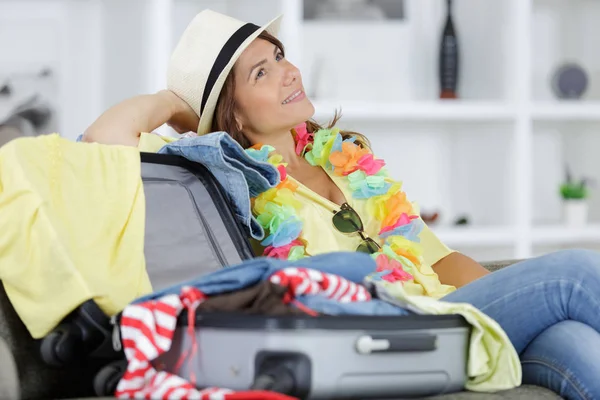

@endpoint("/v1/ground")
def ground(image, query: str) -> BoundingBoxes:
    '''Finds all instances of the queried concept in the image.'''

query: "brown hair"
[211,31,370,150]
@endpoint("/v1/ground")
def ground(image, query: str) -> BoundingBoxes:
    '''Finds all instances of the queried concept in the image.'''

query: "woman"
[85,10,600,400]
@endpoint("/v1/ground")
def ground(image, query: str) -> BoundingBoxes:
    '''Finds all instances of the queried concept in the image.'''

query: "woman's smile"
[282,89,306,105]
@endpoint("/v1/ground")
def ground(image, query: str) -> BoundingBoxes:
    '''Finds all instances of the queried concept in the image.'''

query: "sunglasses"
[332,203,381,254]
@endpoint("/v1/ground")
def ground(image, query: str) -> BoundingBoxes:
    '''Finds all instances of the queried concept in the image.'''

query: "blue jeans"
[442,249,600,400]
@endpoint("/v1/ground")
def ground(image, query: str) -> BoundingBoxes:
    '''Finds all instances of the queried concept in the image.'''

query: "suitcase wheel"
[39,323,82,367]
[94,359,128,396]
[39,301,118,367]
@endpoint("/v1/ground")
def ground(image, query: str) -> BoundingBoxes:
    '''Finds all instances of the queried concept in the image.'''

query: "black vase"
[439,0,459,99]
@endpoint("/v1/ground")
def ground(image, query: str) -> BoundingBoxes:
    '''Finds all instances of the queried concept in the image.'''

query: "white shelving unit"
[436,226,515,248]
[144,0,173,95]
[532,224,600,245]
[7,0,600,260]
[312,101,515,122]
[532,103,600,121]
[292,0,600,259]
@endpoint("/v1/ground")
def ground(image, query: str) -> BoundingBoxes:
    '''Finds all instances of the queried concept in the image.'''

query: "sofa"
[0,260,562,400]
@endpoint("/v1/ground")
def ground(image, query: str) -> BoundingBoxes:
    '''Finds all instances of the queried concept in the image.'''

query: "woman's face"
[232,38,315,138]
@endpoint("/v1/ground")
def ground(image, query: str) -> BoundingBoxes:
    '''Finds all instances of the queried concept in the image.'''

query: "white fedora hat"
[167,9,282,136]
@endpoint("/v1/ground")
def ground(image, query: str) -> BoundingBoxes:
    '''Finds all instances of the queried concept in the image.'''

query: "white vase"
[563,199,588,227]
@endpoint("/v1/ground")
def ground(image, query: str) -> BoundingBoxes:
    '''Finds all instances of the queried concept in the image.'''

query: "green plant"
[560,167,590,200]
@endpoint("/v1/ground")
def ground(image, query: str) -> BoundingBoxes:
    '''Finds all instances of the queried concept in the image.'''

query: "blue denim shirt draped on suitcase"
[132,251,412,316]
[157,133,279,240]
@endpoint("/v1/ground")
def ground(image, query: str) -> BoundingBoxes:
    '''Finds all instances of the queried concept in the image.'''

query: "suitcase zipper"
[110,314,122,352]
[144,178,227,266]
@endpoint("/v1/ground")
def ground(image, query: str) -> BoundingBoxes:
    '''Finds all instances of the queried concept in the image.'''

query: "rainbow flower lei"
[244,123,424,282]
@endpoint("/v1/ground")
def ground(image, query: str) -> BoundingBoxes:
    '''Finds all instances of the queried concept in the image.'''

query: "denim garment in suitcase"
[157,312,470,399]
[133,251,471,399]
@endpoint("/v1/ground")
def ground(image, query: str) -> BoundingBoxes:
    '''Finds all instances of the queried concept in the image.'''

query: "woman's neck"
[252,129,304,168]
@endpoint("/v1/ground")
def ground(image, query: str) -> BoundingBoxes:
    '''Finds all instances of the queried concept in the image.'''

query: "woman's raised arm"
[82,90,199,146]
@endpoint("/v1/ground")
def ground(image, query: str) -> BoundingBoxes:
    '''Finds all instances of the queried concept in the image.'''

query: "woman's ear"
[234,114,243,133]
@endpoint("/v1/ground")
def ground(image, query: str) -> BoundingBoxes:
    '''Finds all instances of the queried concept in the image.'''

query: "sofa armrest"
[0,336,18,400]
[480,259,521,273]
[0,284,98,400]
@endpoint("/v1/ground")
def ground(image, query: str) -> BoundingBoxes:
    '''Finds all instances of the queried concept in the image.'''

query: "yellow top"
[259,170,456,298]
[0,134,151,338]
[139,132,456,298]
[138,131,178,150]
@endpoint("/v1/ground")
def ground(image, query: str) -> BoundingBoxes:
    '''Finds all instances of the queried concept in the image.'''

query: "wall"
[102,0,146,110]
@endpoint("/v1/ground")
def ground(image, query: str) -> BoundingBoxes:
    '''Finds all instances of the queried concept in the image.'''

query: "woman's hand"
[160,90,200,134]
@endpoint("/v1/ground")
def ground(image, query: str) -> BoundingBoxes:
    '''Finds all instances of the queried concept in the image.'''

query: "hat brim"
[197,14,283,136]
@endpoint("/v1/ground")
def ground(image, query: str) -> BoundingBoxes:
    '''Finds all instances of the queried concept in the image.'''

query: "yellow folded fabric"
[0,134,152,338]
[381,281,522,392]
[138,132,176,153]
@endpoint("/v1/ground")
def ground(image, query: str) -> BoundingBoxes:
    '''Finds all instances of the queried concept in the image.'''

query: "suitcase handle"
[355,333,437,354]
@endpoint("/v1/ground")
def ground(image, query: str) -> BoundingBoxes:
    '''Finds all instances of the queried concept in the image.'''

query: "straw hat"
[167,9,282,135]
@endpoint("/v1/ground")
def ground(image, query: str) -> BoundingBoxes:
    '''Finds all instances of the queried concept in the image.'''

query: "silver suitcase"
[157,312,471,399]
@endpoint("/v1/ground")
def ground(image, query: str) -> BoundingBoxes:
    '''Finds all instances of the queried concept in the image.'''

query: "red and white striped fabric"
[115,286,298,400]
[269,267,371,303]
